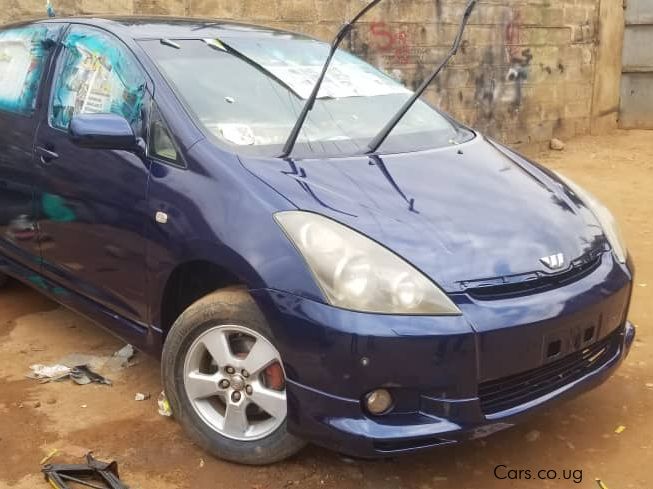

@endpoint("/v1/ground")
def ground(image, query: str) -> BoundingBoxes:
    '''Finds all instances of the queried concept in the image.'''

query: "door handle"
[36,146,59,165]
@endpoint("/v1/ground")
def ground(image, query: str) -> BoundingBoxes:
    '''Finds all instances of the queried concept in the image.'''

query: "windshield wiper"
[279,0,383,158]
[366,0,478,154]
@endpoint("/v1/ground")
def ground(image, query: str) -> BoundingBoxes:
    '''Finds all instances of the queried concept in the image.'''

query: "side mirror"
[69,114,139,151]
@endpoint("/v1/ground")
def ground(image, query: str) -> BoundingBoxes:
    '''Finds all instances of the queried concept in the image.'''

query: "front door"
[0,24,63,269]
[34,25,152,326]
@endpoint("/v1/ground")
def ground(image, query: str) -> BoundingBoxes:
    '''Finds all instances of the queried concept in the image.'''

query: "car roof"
[21,16,312,41]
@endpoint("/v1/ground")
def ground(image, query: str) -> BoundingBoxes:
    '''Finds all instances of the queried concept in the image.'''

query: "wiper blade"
[366,0,478,154]
[204,39,304,100]
[279,0,383,158]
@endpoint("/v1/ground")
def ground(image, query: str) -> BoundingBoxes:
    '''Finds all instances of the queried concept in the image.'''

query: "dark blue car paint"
[0,18,635,457]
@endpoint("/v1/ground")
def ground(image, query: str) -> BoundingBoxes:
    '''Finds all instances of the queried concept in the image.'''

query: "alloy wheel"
[183,325,287,441]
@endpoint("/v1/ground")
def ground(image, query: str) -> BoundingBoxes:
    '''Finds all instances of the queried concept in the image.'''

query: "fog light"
[365,389,393,415]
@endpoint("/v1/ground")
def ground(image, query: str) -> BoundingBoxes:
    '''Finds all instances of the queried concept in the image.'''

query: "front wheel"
[162,287,306,465]
[0,273,8,288]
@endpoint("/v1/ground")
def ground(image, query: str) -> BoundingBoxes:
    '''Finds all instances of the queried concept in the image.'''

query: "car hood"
[239,136,605,292]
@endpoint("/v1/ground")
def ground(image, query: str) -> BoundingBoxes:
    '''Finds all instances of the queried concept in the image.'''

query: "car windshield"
[139,35,473,158]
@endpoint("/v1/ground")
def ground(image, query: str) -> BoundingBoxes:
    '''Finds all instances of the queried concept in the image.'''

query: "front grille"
[462,251,604,301]
[478,327,622,415]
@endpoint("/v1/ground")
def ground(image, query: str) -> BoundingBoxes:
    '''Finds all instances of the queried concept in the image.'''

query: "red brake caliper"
[264,363,285,391]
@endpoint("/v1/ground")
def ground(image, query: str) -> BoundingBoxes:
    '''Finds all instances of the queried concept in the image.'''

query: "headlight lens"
[555,172,627,263]
[275,211,461,315]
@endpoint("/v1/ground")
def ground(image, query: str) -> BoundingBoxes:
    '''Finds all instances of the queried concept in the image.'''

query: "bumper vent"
[478,327,622,415]
[462,251,603,300]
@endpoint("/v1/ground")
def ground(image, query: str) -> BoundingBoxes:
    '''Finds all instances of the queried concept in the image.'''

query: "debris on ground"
[614,425,626,434]
[525,430,541,442]
[26,344,136,386]
[28,363,111,386]
[157,391,173,417]
[134,392,150,401]
[28,364,71,382]
[596,479,610,489]
[550,138,566,151]
[42,452,128,489]
[110,344,136,368]
[40,449,59,465]
[70,365,112,386]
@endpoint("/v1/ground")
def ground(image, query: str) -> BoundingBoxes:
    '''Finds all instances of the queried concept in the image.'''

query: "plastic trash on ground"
[157,391,173,417]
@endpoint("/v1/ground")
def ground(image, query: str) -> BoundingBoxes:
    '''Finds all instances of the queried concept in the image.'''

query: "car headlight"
[275,211,461,315]
[555,172,627,263]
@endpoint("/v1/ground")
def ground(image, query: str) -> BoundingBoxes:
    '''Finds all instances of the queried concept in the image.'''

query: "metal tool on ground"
[42,453,128,489]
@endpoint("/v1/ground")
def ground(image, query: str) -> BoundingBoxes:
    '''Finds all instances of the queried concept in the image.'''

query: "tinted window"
[50,26,146,132]
[0,24,61,115]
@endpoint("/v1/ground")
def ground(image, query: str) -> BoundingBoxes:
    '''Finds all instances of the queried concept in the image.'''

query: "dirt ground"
[0,130,651,489]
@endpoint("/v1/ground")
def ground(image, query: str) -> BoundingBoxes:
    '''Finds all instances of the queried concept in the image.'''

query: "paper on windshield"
[265,61,409,99]
[204,38,410,100]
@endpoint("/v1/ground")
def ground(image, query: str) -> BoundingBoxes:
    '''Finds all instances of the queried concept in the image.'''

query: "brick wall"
[1,0,622,148]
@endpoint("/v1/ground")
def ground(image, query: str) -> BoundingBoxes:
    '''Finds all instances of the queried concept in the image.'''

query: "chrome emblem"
[540,253,565,270]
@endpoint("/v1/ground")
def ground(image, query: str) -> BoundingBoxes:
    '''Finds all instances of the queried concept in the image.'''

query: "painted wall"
[1,0,624,148]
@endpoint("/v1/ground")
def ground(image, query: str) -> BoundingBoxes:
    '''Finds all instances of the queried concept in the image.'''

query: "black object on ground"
[70,365,113,386]
[42,453,128,489]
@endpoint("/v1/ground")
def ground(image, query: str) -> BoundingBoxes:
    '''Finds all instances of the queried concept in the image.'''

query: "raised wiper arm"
[280,0,383,158]
[366,0,478,154]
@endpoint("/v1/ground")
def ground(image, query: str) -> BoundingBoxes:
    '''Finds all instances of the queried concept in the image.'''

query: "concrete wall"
[1,0,625,148]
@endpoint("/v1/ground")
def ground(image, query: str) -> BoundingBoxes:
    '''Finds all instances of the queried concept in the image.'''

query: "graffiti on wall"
[475,8,533,120]
[345,4,541,139]
[369,22,410,65]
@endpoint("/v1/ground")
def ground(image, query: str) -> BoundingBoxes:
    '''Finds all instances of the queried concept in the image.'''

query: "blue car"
[0,15,635,465]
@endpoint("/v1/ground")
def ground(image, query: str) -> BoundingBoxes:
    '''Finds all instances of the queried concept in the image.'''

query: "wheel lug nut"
[219,379,230,389]
[232,391,241,402]
[245,385,253,395]
[242,369,249,378]
[226,366,235,374]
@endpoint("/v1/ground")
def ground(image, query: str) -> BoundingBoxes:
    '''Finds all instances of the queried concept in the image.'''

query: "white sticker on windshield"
[265,60,410,99]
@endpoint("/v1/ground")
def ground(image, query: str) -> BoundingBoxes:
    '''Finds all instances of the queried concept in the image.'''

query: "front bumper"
[251,253,634,457]
[285,321,634,457]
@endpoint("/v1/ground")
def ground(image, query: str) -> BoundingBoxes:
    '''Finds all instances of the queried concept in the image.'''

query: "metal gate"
[620,0,653,128]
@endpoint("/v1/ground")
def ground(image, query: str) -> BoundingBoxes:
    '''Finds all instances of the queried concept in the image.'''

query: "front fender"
[145,142,325,331]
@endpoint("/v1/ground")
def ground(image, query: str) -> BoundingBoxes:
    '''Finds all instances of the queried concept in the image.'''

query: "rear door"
[0,23,63,268]
[33,24,152,326]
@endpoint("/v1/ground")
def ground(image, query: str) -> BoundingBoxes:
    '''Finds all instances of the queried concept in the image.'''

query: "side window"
[149,106,182,166]
[50,26,146,133]
[0,24,61,116]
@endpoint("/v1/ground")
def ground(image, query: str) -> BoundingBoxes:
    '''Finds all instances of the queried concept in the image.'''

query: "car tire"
[162,286,306,465]
[0,273,8,288]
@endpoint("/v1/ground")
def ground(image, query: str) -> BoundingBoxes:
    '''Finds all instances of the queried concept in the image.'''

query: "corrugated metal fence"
[620,0,653,128]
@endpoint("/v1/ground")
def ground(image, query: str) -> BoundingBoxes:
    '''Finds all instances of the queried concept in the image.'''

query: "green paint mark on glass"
[0,25,61,115]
